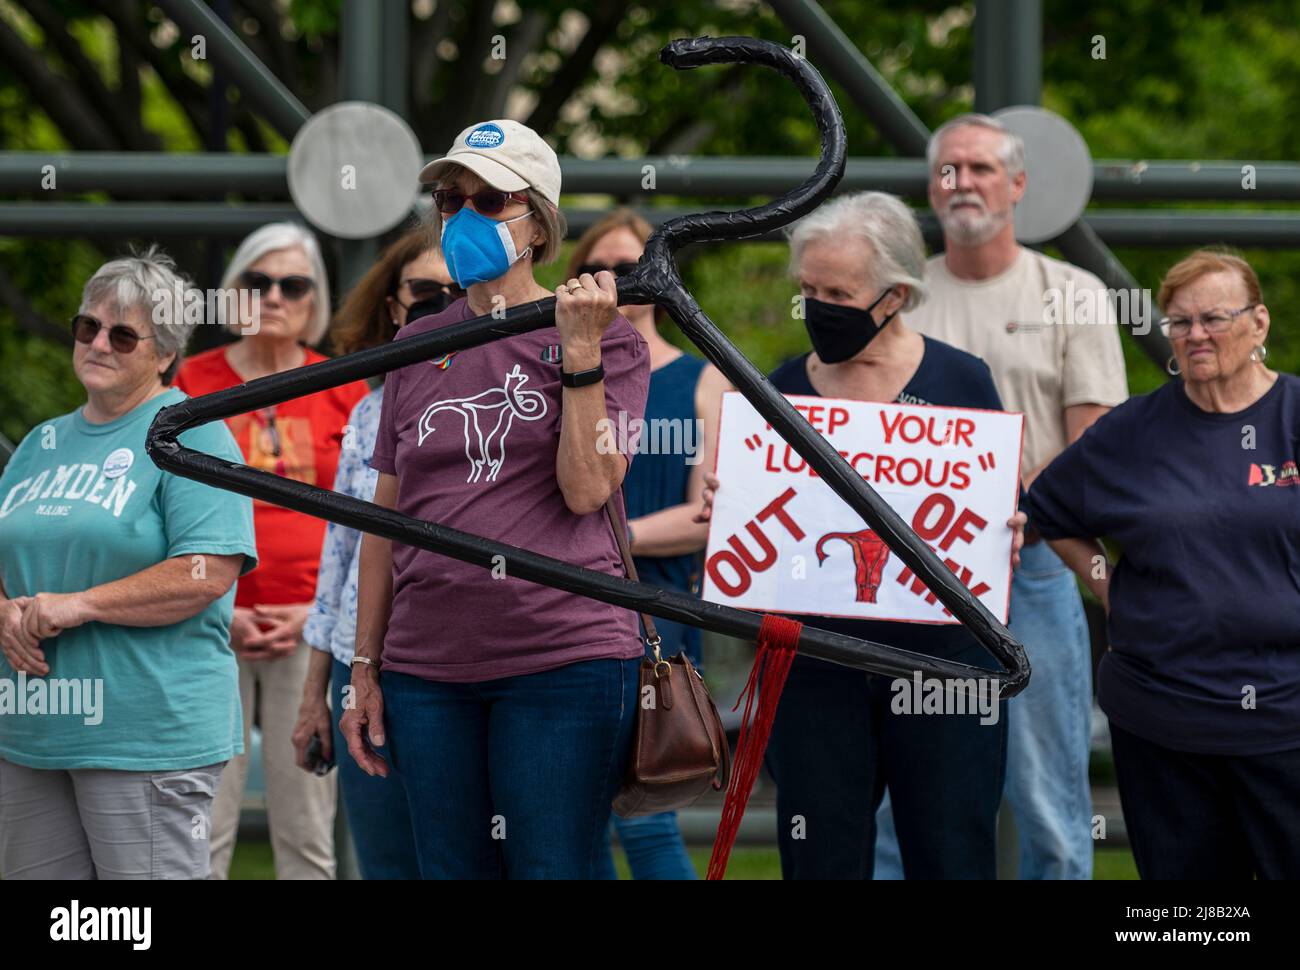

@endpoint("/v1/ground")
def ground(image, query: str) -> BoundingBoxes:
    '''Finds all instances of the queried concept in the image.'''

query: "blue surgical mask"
[440,207,534,287]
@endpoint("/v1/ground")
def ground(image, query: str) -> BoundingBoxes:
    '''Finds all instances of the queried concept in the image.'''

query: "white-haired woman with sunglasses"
[176,222,369,880]
[0,248,257,879]
[342,120,651,879]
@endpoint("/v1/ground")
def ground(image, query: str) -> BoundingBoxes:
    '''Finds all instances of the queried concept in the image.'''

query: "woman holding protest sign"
[1025,249,1300,879]
[698,191,1026,879]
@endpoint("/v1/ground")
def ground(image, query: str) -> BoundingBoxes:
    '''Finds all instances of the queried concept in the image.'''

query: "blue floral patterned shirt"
[303,387,381,665]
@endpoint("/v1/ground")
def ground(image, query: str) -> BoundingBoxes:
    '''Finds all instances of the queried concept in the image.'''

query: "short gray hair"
[80,245,198,385]
[927,113,1026,179]
[787,191,928,311]
[220,222,331,345]
[426,165,567,267]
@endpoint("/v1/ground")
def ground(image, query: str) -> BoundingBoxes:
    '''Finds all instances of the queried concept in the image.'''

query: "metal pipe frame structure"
[974,0,1042,111]
[147,36,1032,699]
[337,3,379,290]
[7,154,1300,199]
[7,202,1300,250]
[152,0,310,140]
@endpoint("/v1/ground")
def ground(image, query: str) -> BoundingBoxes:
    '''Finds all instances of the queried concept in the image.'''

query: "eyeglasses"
[397,278,464,303]
[239,271,316,301]
[575,262,638,278]
[71,314,157,354]
[431,189,530,216]
[1159,304,1256,338]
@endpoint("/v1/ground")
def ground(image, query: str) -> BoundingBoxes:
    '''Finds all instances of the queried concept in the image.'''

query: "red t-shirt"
[176,346,369,607]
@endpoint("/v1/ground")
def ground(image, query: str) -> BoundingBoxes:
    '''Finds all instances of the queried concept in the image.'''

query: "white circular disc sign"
[992,106,1094,244]
[287,101,423,239]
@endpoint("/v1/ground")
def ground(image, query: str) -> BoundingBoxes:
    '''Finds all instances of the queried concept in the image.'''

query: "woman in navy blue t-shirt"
[1026,249,1300,879]
[703,192,1026,879]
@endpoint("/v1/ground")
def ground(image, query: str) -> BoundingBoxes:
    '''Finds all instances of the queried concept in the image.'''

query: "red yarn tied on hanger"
[706,613,802,881]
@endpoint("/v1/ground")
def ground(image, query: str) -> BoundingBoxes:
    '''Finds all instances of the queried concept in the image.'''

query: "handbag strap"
[603,495,662,657]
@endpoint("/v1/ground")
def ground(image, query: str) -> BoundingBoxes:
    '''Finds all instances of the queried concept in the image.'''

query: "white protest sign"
[702,392,1024,624]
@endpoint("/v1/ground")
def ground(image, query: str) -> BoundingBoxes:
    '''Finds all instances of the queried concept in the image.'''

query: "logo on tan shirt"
[1006,320,1047,334]
[417,364,548,482]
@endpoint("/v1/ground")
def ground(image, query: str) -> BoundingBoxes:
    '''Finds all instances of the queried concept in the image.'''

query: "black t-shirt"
[770,336,1003,410]
[1025,374,1300,755]
[767,337,1006,668]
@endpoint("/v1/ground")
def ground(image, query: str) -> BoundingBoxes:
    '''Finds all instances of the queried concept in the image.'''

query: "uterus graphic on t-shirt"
[417,364,549,483]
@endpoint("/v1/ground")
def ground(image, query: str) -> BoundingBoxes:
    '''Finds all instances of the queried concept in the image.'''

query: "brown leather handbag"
[603,497,730,818]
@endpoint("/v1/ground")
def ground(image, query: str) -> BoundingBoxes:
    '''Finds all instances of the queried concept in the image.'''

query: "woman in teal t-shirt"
[0,248,257,880]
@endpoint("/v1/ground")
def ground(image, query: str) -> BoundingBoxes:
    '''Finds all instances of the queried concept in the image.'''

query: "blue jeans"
[382,657,639,879]
[595,812,697,880]
[874,540,1093,879]
[331,659,420,879]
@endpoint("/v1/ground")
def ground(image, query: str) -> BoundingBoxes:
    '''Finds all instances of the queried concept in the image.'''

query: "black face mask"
[404,289,459,324]
[803,287,898,363]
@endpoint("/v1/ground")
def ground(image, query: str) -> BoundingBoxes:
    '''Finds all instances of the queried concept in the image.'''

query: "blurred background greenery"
[3,0,1299,444]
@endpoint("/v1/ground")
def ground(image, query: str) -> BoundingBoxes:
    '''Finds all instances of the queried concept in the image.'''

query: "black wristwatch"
[561,363,604,387]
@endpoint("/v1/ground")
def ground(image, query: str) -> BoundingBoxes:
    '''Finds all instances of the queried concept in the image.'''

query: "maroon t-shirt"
[370,298,651,682]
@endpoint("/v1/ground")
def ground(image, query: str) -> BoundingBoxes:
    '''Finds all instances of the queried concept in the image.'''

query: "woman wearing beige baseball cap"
[342,119,653,879]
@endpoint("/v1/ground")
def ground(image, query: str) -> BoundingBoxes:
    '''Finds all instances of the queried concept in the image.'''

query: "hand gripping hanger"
[146,36,1030,698]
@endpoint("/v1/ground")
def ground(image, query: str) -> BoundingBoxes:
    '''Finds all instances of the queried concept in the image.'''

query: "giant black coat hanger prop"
[146,37,1030,698]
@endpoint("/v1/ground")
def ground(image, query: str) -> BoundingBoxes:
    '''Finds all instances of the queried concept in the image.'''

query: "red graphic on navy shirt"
[1248,460,1298,487]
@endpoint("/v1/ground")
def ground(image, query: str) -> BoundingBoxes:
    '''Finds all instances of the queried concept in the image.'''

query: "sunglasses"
[576,262,638,278]
[397,278,464,303]
[432,189,530,216]
[239,271,316,301]
[72,314,157,354]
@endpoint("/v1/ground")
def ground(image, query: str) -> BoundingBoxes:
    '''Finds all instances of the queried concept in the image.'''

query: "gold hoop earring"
[1165,355,1181,376]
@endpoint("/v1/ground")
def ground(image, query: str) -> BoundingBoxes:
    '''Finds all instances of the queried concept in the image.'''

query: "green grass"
[229,842,1140,880]
[229,840,277,881]
[1093,848,1140,880]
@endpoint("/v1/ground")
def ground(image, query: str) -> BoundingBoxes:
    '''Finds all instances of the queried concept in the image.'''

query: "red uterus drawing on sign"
[816,530,891,603]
